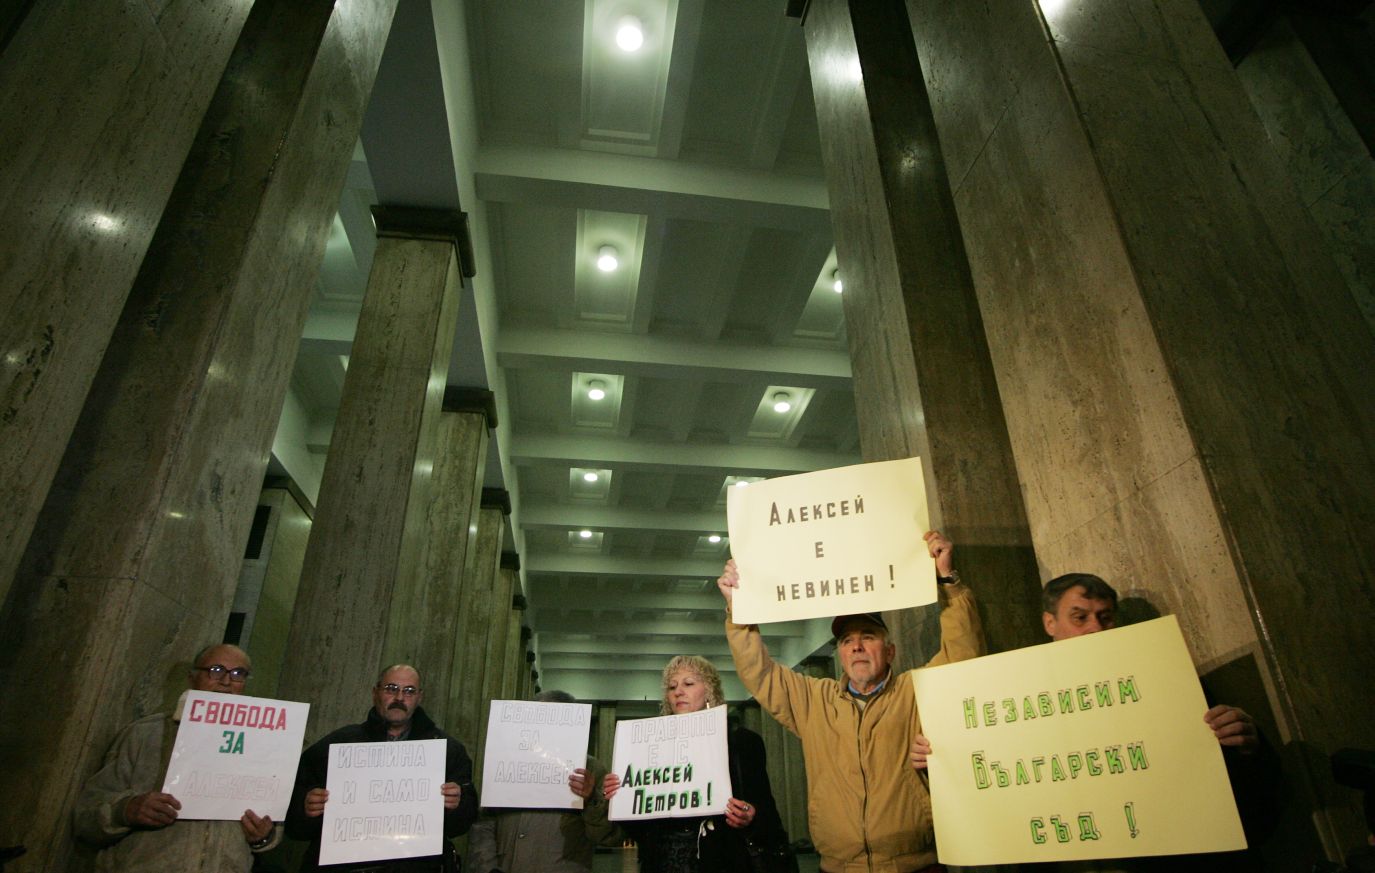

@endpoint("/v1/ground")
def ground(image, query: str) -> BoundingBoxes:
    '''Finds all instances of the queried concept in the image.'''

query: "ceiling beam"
[520,501,723,533]
[528,612,806,638]
[524,551,720,579]
[529,587,722,613]
[511,433,859,475]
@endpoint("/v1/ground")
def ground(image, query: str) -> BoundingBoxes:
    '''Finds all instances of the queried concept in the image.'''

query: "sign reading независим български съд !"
[726,457,933,625]
[912,617,1246,866]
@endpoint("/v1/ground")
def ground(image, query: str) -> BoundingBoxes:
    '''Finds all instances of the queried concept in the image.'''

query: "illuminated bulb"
[587,379,607,401]
[596,245,619,272]
[708,534,722,544]
[583,471,599,483]
[734,481,749,488]
[832,269,843,293]
[772,392,792,414]
[579,529,593,539]
[615,17,644,52]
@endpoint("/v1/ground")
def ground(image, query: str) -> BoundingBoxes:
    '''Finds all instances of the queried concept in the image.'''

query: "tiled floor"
[591,848,822,872]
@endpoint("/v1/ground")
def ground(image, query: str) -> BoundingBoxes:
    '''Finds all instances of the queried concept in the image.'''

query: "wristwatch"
[936,570,961,586]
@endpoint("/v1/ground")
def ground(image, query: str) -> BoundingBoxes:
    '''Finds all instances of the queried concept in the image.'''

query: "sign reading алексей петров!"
[319,738,446,867]
[609,706,729,821]
[726,457,932,625]
[911,616,1246,865]
[162,691,308,820]
[481,700,592,810]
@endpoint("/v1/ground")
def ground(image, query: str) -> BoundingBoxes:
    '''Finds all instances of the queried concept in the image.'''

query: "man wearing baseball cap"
[717,530,983,873]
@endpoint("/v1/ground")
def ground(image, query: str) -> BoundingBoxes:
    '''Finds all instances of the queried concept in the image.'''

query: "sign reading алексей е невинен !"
[609,705,730,821]
[726,457,932,625]
[162,691,309,820]
[480,700,592,810]
[319,738,446,866]
[911,616,1245,865]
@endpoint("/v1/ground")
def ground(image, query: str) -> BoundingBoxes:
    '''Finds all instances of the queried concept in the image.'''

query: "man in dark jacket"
[286,664,478,871]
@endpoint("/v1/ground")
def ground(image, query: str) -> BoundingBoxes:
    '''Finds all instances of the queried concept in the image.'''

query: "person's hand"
[923,531,954,578]
[717,559,738,607]
[240,810,273,844]
[602,773,621,801]
[124,791,181,828]
[304,788,329,817]
[724,797,756,829]
[1205,705,1259,754]
[569,768,594,799]
[910,735,932,771]
[441,782,462,810]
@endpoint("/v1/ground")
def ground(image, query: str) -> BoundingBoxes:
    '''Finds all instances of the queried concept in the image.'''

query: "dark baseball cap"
[831,612,888,638]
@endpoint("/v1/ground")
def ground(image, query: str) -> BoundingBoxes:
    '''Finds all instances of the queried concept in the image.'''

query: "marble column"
[0,0,250,601]
[800,0,1045,665]
[447,494,509,750]
[278,207,466,740]
[0,2,397,868]
[471,555,519,779]
[382,389,495,727]
[500,597,527,700]
[237,485,314,699]
[596,702,618,767]
[897,0,1375,857]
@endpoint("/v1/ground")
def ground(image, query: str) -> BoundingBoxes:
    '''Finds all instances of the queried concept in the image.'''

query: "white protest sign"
[912,616,1246,865]
[727,457,933,624]
[161,691,308,820]
[609,706,730,821]
[481,700,592,810]
[319,738,446,866]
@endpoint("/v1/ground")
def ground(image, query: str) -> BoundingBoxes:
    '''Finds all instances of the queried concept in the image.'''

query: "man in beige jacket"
[717,530,983,873]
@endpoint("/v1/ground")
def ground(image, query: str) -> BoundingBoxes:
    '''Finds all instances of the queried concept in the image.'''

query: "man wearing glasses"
[73,643,280,870]
[286,664,478,872]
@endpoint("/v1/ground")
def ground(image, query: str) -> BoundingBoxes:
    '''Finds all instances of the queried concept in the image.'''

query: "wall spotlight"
[772,391,792,414]
[587,379,607,401]
[615,16,644,52]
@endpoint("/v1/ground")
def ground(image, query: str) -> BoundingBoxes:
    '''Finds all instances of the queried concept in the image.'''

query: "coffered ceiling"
[278,0,858,708]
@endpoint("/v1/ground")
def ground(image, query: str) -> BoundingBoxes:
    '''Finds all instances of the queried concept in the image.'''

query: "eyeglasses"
[378,683,420,698]
[196,664,250,683]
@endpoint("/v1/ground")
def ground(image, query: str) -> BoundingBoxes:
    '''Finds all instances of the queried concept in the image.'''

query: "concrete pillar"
[278,206,466,740]
[234,484,314,699]
[382,389,495,727]
[0,3,396,867]
[0,0,250,598]
[799,0,1045,665]
[895,0,1375,858]
[448,494,509,751]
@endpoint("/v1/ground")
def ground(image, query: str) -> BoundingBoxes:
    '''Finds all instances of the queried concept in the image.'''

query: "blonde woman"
[604,656,789,873]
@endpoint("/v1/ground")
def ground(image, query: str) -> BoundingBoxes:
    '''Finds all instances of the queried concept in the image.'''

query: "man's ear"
[884,642,896,661]
[1041,611,1056,637]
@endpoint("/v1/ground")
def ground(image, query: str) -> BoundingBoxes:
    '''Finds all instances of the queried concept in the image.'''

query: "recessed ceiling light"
[832,269,843,293]
[734,481,749,489]
[587,379,607,401]
[596,245,619,272]
[579,529,593,539]
[583,471,599,483]
[708,534,722,543]
[772,391,792,413]
[615,16,644,52]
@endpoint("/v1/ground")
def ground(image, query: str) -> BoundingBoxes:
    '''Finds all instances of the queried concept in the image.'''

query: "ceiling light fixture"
[832,269,843,293]
[583,471,599,483]
[615,16,644,52]
[734,481,749,489]
[596,244,620,272]
[772,391,792,414]
[708,534,722,544]
[579,529,593,539]
[587,379,607,401]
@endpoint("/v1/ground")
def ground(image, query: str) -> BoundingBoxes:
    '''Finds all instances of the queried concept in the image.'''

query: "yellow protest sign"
[725,457,933,624]
[911,616,1245,865]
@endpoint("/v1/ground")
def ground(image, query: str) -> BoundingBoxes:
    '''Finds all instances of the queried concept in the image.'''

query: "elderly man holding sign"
[718,524,983,873]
